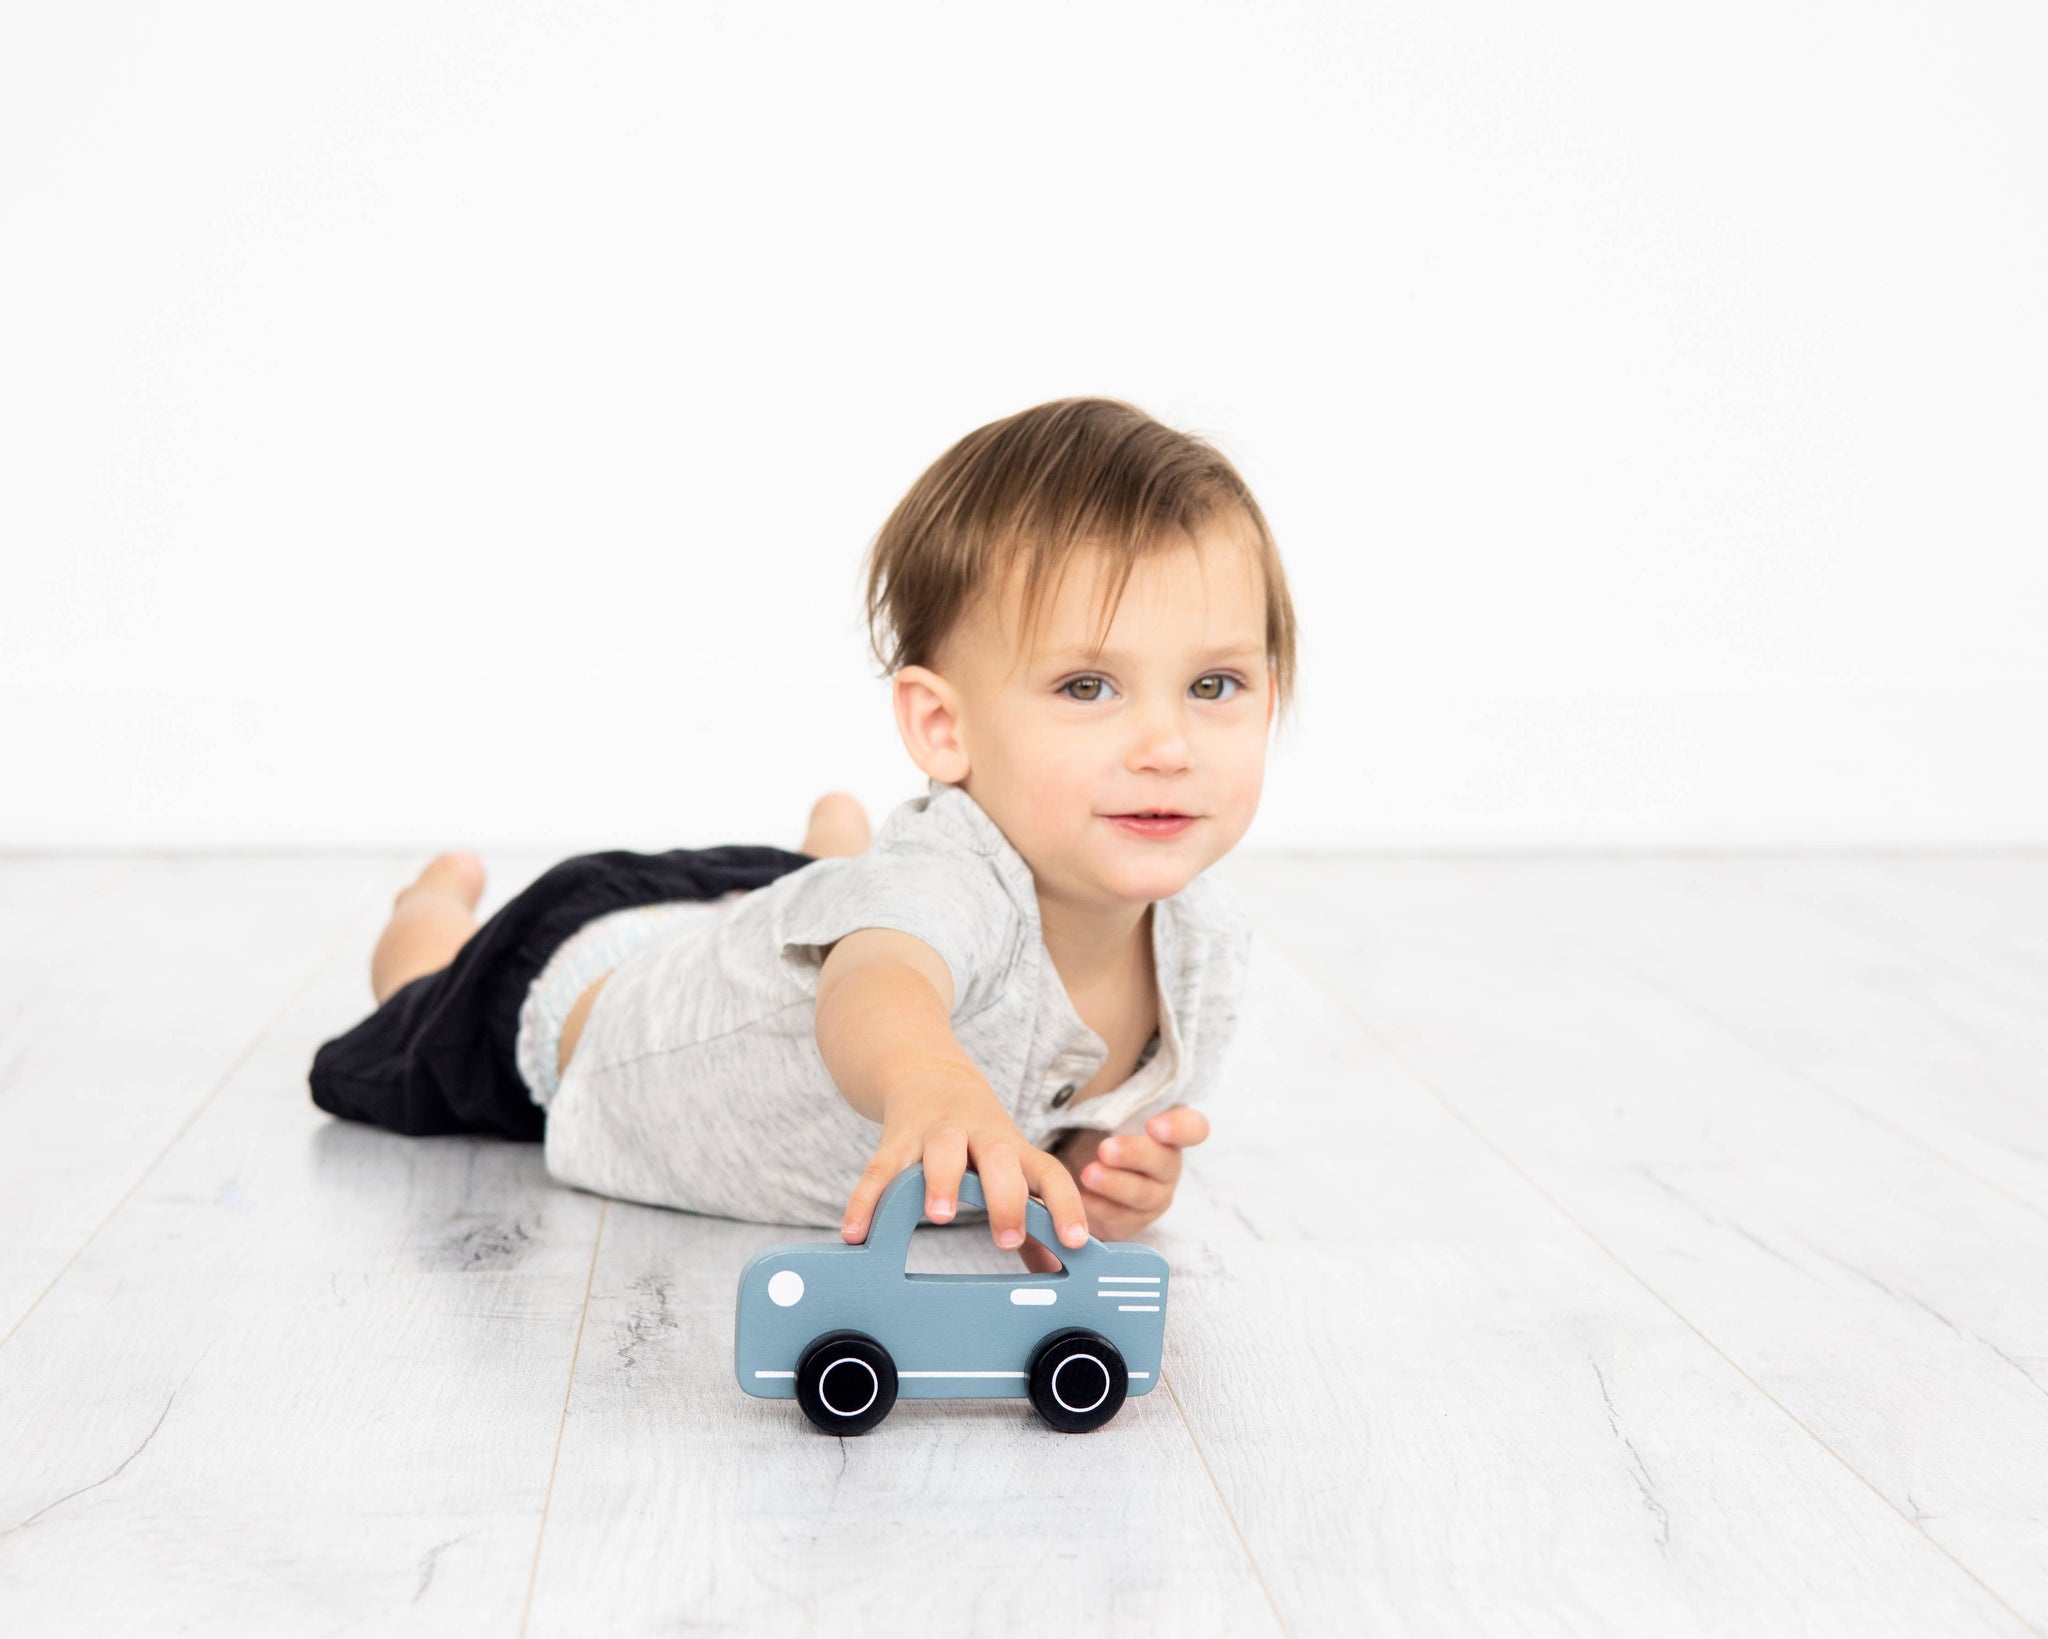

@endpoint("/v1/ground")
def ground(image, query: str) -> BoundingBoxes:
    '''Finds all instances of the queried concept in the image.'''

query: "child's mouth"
[1106,812,1198,837]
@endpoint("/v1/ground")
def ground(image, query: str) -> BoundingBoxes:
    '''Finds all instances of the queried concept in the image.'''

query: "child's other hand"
[1015,1105,1211,1272]
[839,1074,1091,1258]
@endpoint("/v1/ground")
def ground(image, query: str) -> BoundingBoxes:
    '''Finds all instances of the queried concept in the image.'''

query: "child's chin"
[1097,862,1198,902]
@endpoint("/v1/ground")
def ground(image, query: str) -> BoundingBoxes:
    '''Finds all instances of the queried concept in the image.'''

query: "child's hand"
[840,1074,1091,1258]
[1015,1105,1211,1272]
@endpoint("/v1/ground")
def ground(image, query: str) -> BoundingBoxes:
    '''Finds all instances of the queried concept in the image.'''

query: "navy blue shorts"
[307,842,818,1142]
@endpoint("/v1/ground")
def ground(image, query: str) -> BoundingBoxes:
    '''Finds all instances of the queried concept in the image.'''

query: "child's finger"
[1078,1160,1171,1213]
[1015,1234,1066,1274]
[1024,1149,1092,1248]
[841,1149,910,1241]
[1075,1188,1152,1243]
[1093,1134,1182,1185]
[974,1140,1031,1250]
[920,1125,969,1222]
[1144,1105,1210,1148]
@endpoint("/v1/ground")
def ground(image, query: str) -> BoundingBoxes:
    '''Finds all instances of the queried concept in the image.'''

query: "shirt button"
[1050,1083,1076,1108]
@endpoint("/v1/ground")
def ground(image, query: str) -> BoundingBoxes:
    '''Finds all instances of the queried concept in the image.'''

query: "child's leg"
[369,794,870,1011]
[370,852,486,1005]
[550,793,872,1074]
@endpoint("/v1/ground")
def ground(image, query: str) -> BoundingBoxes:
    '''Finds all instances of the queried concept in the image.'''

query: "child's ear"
[894,665,970,784]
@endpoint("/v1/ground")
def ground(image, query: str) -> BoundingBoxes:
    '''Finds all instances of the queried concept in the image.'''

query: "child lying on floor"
[309,394,1299,1271]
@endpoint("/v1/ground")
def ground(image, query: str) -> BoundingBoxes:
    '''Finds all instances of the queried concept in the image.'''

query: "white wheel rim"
[1050,1352,1111,1415]
[819,1356,880,1418]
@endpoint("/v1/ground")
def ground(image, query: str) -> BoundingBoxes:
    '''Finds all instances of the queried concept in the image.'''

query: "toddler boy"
[308,395,1298,1270]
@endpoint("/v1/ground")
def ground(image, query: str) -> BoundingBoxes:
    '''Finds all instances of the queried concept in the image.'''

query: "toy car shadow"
[734,1162,1170,1434]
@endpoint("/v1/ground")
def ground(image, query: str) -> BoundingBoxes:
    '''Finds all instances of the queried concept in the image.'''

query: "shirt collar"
[922,775,1009,858]
[922,777,1195,1127]
[921,775,1189,982]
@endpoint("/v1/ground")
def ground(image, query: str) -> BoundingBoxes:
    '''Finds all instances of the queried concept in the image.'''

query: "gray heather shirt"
[540,775,1254,1229]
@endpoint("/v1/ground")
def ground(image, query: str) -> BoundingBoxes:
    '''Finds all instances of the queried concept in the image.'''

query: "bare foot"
[395,850,487,911]
[801,792,871,858]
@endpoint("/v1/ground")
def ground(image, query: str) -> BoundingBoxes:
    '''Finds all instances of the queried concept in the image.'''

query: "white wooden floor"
[2,852,2045,1637]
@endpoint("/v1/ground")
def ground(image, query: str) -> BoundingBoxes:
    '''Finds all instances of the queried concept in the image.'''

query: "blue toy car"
[734,1162,1170,1434]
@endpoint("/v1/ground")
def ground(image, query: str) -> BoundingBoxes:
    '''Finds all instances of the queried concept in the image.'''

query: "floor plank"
[1229,856,2048,1630]
[0,882,600,1635]
[1736,855,2048,1014]
[0,858,142,964]
[0,857,405,1337]
[1150,931,2032,1637]
[1464,857,2048,1214]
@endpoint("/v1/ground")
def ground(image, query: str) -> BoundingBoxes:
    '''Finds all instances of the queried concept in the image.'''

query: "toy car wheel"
[795,1329,898,1436]
[1027,1328,1129,1433]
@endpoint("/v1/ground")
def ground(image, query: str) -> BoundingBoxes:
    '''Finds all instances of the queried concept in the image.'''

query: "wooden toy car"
[734,1162,1170,1434]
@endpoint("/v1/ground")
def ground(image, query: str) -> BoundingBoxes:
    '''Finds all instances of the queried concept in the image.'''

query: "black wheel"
[1027,1328,1128,1433]
[795,1329,898,1436]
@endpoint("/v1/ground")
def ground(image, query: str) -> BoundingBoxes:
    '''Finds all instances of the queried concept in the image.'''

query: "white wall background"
[3,1,2043,855]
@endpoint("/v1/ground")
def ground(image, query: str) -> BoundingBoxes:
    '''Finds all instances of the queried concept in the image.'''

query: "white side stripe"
[1117,1304,1160,1312]
[760,1367,1153,1379]
[898,1370,1028,1378]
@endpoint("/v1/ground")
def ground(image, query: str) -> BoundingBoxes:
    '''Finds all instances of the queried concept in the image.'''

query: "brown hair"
[860,396,1299,727]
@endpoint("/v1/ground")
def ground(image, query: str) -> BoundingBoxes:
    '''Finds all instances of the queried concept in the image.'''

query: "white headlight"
[767,1269,805,1307]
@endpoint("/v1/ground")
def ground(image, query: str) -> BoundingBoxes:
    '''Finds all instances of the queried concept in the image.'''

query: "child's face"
[900,513,1277,913]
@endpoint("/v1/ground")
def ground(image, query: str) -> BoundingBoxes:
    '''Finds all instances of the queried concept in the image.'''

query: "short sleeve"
[773,849,1021,1020]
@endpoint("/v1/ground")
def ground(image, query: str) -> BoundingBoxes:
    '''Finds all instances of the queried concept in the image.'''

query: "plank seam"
[520,1195,609,1637]
[1160,1369,1295,1638]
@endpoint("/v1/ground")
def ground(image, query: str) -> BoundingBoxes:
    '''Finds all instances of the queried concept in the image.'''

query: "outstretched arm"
[814,925,1092,1257]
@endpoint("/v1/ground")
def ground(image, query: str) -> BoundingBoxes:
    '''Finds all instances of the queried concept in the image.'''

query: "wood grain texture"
[0,867,603,1634]
[1155,933,2034,1638]
[1,853,2043,1636]
[0,857,403,1336]
[1469,856,2048,1212]
[1227,855,2047,1632]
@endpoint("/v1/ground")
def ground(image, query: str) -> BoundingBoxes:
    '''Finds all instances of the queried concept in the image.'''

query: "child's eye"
[1057,674,1247,703]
